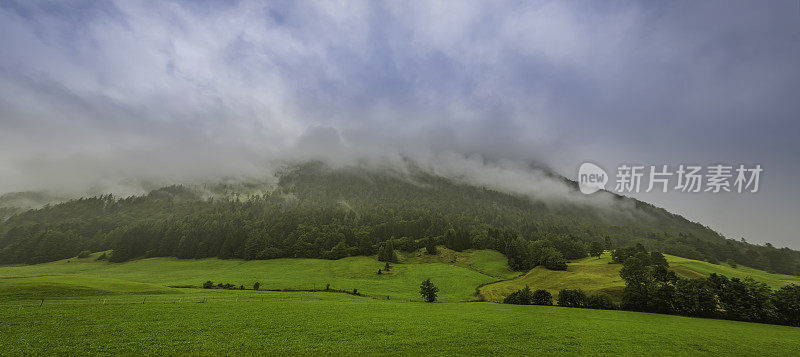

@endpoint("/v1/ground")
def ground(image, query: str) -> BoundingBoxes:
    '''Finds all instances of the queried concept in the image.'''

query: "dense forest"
[0,161,798,275]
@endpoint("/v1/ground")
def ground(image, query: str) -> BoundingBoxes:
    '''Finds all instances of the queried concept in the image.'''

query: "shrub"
[203,281,213,289]
[253,282,260,291]
[589,241,604,258]
[774,284,800,326]
[425,241,438,255]
[649,252,668,268]
[557,289,587,308]
[77,250,91,259]
[532,289,553,306]
[544,253,568,271]
[503,286,534,305]
[586,293,615,310]
[96,252,107,261]
[611,244,647,264]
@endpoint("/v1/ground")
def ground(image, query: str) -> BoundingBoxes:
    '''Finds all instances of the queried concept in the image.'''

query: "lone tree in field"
[589,241,604,258]
[419,278,439,302]
[253,282,260,291]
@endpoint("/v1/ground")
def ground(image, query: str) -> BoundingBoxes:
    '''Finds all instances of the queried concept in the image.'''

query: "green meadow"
[3,291,800,356]
[2,249,800,355]
[0,250,502,302]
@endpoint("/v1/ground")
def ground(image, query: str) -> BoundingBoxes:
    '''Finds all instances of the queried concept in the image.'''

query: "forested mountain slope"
[0,161,797,275]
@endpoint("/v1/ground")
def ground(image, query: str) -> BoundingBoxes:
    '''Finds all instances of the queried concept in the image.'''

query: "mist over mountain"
[1,1,798,248]
[2,159,798,276]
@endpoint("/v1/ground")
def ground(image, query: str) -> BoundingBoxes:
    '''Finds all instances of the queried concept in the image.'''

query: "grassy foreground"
[2,250,800,355]
[2,291,799,356]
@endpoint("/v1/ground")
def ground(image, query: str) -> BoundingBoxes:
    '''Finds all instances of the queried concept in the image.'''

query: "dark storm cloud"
[0,1,798,246]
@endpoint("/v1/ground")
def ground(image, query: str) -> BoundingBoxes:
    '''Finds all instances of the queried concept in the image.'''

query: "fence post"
[40,298,44,307]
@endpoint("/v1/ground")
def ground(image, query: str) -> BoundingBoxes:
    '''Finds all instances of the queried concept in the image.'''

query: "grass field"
[0,275,175,300]
[0,249,501,302]
[3,249,799,304]
[478,252,800,302]
[2,250,800,355]
[2,291,799,355]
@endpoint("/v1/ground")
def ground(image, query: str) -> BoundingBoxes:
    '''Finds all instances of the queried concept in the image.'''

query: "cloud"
[0,0,798,246]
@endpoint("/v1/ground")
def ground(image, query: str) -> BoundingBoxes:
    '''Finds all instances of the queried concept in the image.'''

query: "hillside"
[479,252,800,302]
[0,161,798,276]
[2,248,797,304]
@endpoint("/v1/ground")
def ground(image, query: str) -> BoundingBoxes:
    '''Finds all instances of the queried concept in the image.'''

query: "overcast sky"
[1,1,799,248]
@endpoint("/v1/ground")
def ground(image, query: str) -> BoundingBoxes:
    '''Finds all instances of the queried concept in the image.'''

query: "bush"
[586,293,615,310]
[649,252,669,268]
[203,280,213,289]
[253,282,260,291]
[611,244,647,264]
[544,253,568,271]
[774,284,800,326]
[425,241,438,255]
[532,289,553,306]
[589,241,604,258]
[503,286,534,305]
[96,252,107,261]
[77,250,91,259]
[557,289,587,308]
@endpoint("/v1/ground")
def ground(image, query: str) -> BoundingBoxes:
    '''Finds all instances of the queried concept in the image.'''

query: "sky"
[0,1,799,248]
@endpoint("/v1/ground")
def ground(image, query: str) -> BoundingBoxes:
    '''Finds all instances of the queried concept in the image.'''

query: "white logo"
[578,162,608,194]
[578,163,762,195]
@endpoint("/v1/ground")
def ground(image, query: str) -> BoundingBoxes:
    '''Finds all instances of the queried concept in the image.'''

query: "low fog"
[1,1,799,248]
